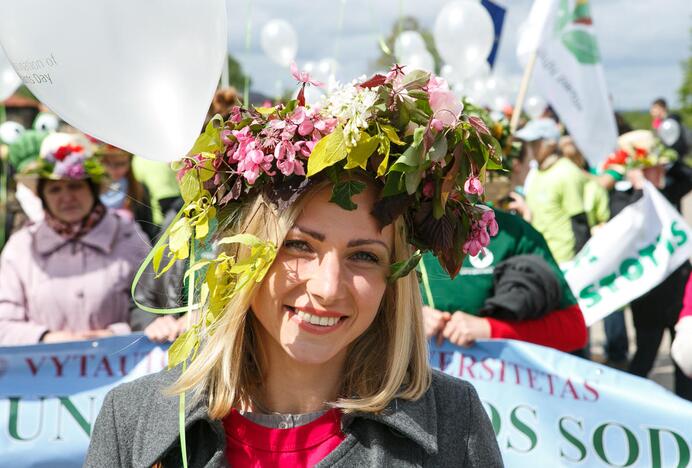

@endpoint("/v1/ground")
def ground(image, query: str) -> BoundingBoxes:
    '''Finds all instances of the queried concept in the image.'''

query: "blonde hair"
[171,181,431,418]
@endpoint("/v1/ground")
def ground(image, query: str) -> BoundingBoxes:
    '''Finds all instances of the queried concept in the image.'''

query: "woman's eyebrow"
[293,225,325,241]
[347,239,389,250]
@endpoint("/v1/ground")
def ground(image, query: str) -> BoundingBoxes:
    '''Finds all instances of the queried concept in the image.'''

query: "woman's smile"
[285,305,349,335]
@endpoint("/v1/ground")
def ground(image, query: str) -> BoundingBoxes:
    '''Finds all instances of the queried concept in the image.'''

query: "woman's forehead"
[294,185,393,246]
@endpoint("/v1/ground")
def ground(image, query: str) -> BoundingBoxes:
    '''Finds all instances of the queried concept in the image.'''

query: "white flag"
[563,182,692,326]
[517,0,618,167]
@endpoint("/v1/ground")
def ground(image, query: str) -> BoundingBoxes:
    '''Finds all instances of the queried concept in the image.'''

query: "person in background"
[650,98,688,157]
[509,118,591,263]
[96,142,156,241]
[558,136,610,232]
[130,197,189,343]
[671,273,692,398]
[0,133,149,345]
[421,176,587,352]
[131,156,181,225]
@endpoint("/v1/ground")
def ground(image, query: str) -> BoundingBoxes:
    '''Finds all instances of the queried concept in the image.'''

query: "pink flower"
[463,238,483,257]
[427,76,463,127]
[298,119,314,136]
[65,163,85,179]
[422,180,435,198]
[294,140,315,158]
[431,119,444,132]
[480,210,499,236]
[464,176,484,195]
[290,62,324,88]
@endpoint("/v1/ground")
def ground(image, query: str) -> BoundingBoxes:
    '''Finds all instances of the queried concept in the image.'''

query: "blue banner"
[1,336,691,467]
[0,334,168,468]
[431,340,692,468]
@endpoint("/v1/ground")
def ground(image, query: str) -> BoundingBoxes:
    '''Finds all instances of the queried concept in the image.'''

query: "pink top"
[680,273,692,321]
[0,212,149,345]
[224,409,345,467]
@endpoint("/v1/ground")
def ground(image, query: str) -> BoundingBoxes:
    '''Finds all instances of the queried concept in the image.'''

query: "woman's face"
[42,179,94,223]
[101,153,131,181]
[251,184,394,367]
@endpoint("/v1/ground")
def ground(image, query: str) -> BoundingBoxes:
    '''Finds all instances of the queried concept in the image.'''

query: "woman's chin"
[282,342,342,366]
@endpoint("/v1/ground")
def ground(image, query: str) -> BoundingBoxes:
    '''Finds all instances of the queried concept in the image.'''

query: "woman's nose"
[306,251,344,304]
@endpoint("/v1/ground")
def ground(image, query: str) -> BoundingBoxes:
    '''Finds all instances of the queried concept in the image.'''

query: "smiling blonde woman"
[86,67,503,467]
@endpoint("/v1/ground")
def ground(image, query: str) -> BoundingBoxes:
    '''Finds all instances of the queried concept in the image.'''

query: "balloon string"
[418,258,435,310]
[333,0,348,65]
[178,239,195,468]
[243,0,254,107]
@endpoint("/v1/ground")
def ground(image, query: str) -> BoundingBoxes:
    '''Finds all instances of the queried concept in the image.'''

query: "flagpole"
[510,50,537,134]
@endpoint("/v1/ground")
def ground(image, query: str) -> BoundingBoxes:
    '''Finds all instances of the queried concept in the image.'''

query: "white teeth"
[290,308,341,327]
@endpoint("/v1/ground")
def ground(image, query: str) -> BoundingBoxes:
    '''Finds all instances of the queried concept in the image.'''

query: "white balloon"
[394,31,427,61]
[434,1,495,80]
[260,19,298,67]
[0,46,22,101]
[0,0,227,162]
[491,95,510,113]
[401,50,435,73]
[525,95,547,120]
[658,118,681,146]
[441,63,466,87]
[310,58,339,85]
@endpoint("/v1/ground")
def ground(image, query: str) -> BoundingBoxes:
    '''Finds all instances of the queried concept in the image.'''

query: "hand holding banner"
[563,182,692,325]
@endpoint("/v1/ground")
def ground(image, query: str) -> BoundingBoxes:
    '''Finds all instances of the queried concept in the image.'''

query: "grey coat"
[85,369,503,467]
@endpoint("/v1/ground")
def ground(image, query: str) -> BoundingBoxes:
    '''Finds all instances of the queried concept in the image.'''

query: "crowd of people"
[0,89,690,408]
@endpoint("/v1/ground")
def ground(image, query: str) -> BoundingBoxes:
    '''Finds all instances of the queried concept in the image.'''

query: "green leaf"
[381,124,405,145]
[169,218,192,260]
[152,244,166,274]
[382,171,406,197]
[412,127,426,148]
[217,233,267,248]
[330,180,367,211]
[344,133,380,170]
[405,170,422,195]
[307,126,348,176]
[189,115,223,155]
[389,251,422,282]
[561,30,600,64]
[168,329,199,369]
[428,134,448,163]
[377,137,391,177]
[402,70,431,90]
[255,106,277,116]
[180,171,201,204]
[391,145,424,173]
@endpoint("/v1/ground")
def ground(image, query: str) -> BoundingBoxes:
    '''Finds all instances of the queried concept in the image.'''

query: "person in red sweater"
[421,207,587,352]
[671,273,692,400]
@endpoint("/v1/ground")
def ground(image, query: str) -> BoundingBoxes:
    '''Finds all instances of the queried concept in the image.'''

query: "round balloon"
[0,46,22,101]
[402,50,435,73]
[658,118,681,146]
[525,95,547,120]
[260,19,298,67]
[0,0,227,162]
[434,1,495,80]
[394,31,426,61]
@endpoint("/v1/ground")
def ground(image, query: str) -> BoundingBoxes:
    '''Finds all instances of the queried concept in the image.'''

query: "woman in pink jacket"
[0,133,149,345]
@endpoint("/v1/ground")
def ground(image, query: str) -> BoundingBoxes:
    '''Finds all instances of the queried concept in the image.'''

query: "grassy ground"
[620,110,651,130]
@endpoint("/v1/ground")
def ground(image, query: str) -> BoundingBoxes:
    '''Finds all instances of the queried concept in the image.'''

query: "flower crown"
[22,134,105,183]
[136,65,502,370]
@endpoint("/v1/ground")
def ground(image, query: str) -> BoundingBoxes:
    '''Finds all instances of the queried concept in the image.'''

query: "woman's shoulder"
[1,223,40,258]
[105,368,181,414]
[429,369,480,410]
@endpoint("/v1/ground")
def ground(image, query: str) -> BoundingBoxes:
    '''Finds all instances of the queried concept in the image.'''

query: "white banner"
[563,182,692,325]
[517,0,618,167]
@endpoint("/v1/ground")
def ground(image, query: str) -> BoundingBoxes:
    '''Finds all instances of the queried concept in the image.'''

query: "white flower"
[321,81,378,147]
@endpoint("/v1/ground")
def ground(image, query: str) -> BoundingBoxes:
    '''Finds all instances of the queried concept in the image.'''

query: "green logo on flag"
[555,0,601,65]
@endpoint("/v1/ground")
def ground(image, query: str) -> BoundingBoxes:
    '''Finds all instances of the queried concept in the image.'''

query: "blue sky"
[226,0,691,110]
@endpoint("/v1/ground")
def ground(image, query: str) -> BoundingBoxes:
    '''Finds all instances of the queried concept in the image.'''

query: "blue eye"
[351,251,380,264]
[284,239,312,252]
